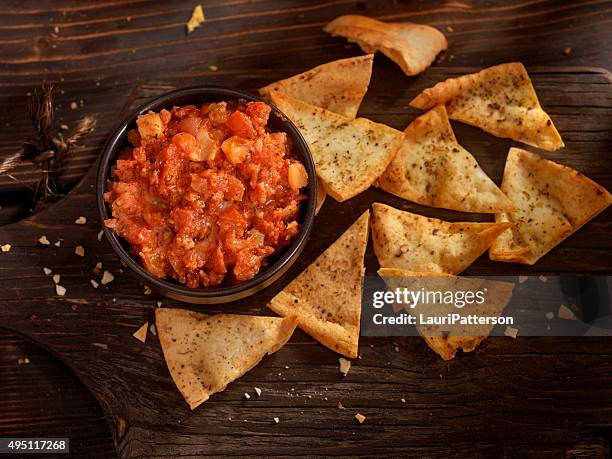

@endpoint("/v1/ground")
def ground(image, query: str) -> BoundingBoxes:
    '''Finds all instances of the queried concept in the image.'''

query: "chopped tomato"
[226,110,256,138]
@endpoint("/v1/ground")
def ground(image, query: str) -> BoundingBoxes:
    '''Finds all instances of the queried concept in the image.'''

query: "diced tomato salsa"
[104,100,308,288]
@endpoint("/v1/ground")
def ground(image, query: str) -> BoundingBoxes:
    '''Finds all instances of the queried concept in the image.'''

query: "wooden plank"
[0,1,611,457]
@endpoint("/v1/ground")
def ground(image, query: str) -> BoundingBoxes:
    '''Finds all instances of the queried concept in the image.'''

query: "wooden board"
[0,1,611,457]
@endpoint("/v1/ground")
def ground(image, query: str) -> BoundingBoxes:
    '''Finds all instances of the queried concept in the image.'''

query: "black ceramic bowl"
[96,87,316,304]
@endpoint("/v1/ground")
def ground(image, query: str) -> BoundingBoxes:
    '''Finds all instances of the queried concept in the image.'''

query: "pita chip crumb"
[1,244,11,252]
[149,323,157,336]
[186,4,205,34]
[90,279,99,289]
[75,216,86,225]
[38,235,50,245]
[133,322,148,343]
[338,358,351,376]
[243,392,251,400]
[518,275,528,284]
[97,230,104,241]
[101,271,114,285]
[558,304,577,320]
[52,274,60,284]
[75,245,85,257]
[43,267,52,275]
[54,240,61,247]
[355,413,366,424]
[144,285,152,295]
[338,401,345,410]
[401,398,406,403]
[545,311,554,320]
[273,417,280,424]
[504,326,518,338]
[539,275,548,283]
[55,284,66,296]
[254,387,262,397]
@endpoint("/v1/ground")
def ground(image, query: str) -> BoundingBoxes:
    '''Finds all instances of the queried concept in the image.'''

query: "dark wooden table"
[1,1,611,458]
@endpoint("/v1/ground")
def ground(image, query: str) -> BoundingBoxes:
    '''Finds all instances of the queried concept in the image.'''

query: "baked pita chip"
[156,308,297,410]
[377,269,514,360]
[490,148,612,265]
[324,15,447,76]
[268,210,370,358]
[271,92,403,202]
[377,105,514,213]
[260,55,373,118]
[371,202,512,274]
[410,63,564,152]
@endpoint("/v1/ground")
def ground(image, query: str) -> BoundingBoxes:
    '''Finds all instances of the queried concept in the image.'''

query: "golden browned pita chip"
[371,202,512,274]
[410,63,564,152]
[377,269,514,360]
[260,55,373,119]
[324,15,446,76]
[271,92,403,202]
[268,210,370,358]
[156,308,297,410]
[377,105,514,213]
[489,148,612,265]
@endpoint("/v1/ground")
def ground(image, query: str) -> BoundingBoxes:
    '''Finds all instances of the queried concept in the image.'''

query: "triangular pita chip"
[324,15,447,76]
[371,202,512,274]
[410,63,564,152]
[156,308,297,410]
[267,210,370,358]
[377,269,514,360]
[259,55,373,118]
[271,92,403,202]
[489,148,612,265]
[377,105,514,213]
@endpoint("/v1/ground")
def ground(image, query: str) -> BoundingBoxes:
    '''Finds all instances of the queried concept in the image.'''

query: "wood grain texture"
[0,329,116,458]
[0,1,611,457]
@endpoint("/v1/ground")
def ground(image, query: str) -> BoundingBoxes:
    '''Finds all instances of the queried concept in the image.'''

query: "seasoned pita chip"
[489,148,612,265]
[410,63,564,152]
[268,211,370,358]
[260,55,373,118]
[377,105,513,213]
[156,309,296,410]
[371,202,511,274]
[271,92,403,202]
[378,269,514,360]
[324,15,446,76]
